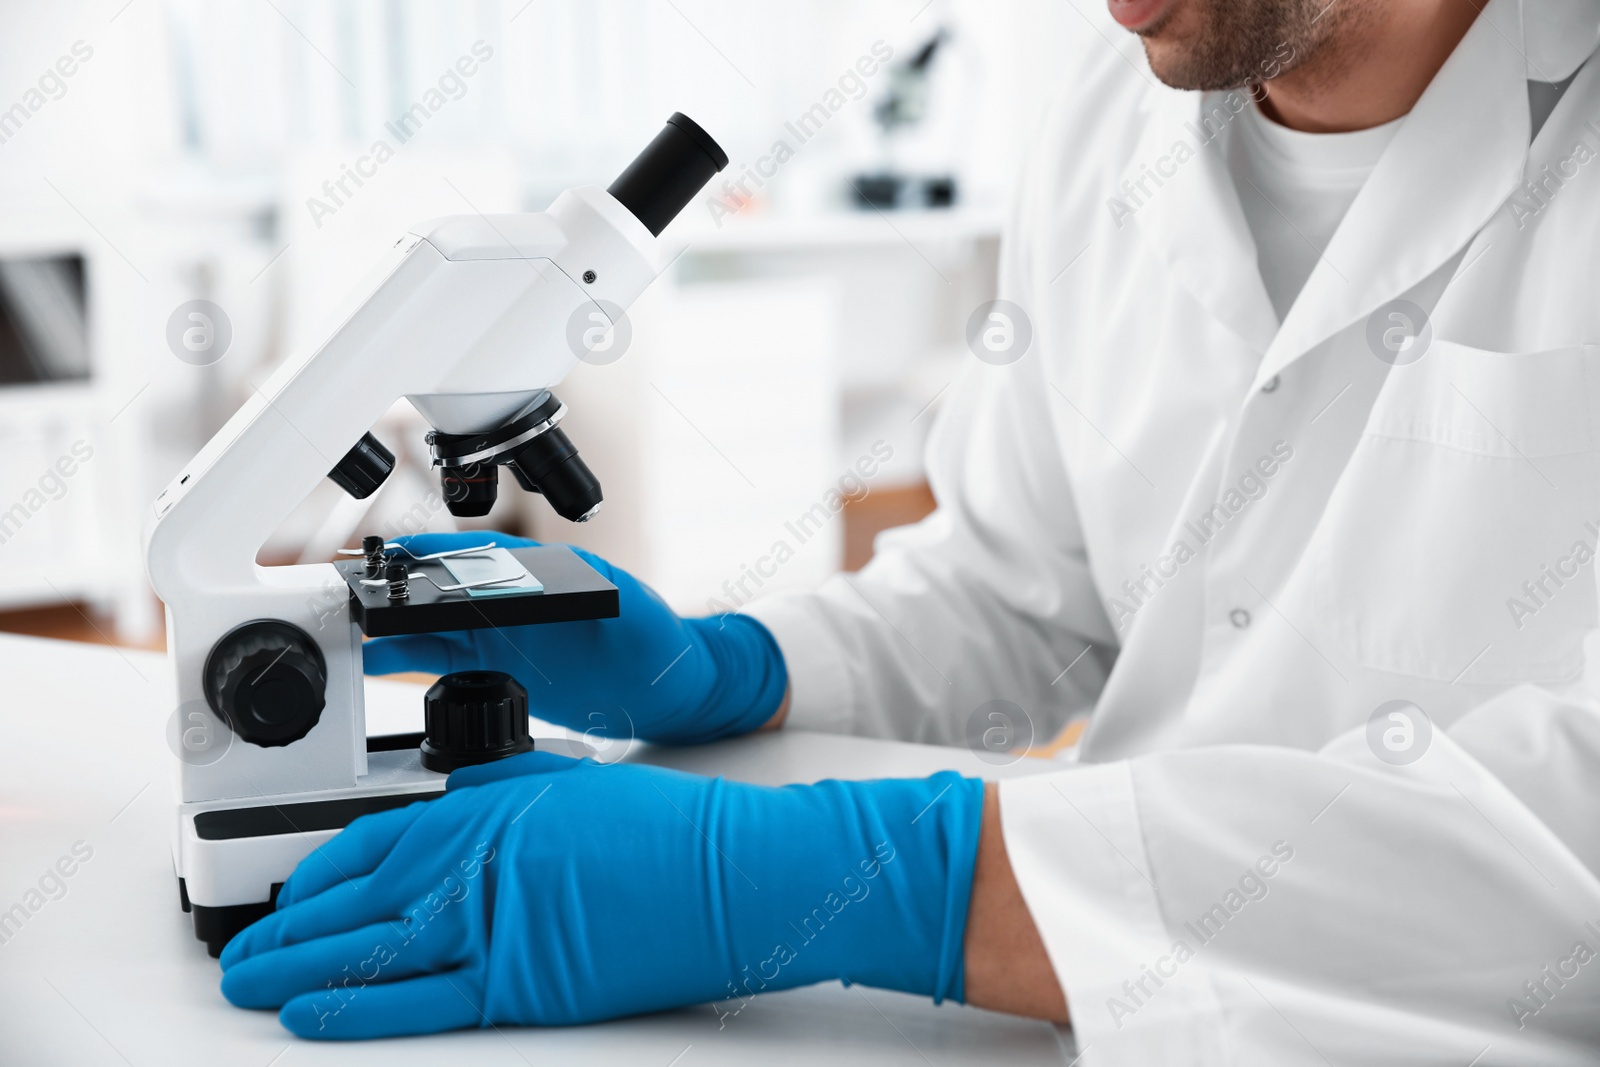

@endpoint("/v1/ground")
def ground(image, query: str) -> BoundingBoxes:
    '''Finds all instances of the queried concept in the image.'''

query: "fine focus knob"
[421,671,534,773]
[203,620,328,748]
[327,432,395,499]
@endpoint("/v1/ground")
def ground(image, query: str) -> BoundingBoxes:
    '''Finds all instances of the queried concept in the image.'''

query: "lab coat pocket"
[1309,341,1600,684]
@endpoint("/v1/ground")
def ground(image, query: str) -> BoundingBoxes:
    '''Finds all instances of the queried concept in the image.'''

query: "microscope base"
[178,876,283,959]
[174,735,593,956]
[175,743,447,958]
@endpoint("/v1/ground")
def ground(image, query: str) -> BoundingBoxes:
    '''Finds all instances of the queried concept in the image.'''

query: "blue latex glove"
[219,753,984,1039]
[361,532,786,745]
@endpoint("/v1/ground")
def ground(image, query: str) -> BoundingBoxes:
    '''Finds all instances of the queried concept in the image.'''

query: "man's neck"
[1257,0,1486,132]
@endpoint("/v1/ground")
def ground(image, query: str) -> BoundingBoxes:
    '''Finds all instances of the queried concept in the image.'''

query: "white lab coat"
[746,0,1600,1062]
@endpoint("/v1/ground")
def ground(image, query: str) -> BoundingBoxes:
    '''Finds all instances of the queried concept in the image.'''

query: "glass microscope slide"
[441,547,545,597]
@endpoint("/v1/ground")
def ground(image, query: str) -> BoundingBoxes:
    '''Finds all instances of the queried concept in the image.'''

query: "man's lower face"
[1109,0,1341,92]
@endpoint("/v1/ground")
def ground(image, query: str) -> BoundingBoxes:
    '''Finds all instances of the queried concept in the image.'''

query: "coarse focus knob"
[203,620,328,748]
[421,671,534,773]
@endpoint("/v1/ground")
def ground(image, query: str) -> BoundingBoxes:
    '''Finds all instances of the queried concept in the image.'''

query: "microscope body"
[142,116,727,954]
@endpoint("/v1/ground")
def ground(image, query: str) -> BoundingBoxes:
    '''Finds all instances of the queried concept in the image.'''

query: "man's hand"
[362,533,788,744]
[219,754,985,1038]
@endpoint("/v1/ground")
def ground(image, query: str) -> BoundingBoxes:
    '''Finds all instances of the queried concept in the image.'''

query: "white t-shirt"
[1227,102,1404,322]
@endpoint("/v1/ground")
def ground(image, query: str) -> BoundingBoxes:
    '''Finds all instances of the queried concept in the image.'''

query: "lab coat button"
[1229,608,1251,628]
[1261,375,1280,393]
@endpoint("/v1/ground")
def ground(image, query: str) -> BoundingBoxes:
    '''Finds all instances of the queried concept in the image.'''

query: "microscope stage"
[337,544,619,636]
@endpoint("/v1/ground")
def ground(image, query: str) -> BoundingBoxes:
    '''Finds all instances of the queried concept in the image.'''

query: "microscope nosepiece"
[427,393,602,523]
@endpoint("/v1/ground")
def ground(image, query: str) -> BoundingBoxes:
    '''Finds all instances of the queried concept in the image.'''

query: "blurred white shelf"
[667,207,1003,254]
[0,380,95,417]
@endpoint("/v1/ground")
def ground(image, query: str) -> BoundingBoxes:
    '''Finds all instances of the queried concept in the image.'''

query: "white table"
[0,634,1075,1066]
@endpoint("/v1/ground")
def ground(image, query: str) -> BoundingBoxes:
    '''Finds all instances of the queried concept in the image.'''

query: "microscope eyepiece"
[607,112,729,237]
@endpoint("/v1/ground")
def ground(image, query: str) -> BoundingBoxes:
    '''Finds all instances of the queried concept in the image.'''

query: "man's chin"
[1115,0,1215,89]
[1139,38,1217,92]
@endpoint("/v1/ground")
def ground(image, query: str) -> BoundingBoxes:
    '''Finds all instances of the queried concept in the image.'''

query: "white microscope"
[143,114,728,956]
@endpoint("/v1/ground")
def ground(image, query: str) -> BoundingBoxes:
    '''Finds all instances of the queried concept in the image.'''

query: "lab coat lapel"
[1121,85,1280,358]
[1526,0,1600,81]
[1248,0,1531,392]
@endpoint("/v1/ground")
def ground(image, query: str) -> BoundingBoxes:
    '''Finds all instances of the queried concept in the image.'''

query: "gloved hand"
[361,532,786,745]
[219,753,984,1039]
